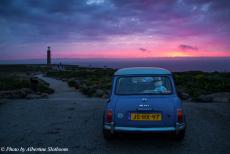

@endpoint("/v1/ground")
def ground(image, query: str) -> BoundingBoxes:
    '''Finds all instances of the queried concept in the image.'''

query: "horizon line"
[1,56,230,61]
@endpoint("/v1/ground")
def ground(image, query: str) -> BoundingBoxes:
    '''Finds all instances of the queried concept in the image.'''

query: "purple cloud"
[179,44,199,51]
[0,0,229,59]
[139,48,147,52]
[0,0,229,44]
[139,48,151,53]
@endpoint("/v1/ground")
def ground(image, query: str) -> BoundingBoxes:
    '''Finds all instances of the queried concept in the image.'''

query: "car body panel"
[113,95,177,128]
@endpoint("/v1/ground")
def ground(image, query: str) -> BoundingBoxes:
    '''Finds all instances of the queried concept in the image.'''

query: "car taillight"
[106,109,113,123]
[177,108,183,123]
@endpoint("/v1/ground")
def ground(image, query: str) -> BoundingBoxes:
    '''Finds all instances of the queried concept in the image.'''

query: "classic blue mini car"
[103,67,186,140]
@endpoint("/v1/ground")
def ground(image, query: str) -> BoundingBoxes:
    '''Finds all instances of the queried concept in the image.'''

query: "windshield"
[115,76,172,95]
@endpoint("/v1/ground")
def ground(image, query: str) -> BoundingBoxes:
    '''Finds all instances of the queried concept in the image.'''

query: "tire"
[102,113,114,140]
[175,128,185,141]
[103,128,114,140]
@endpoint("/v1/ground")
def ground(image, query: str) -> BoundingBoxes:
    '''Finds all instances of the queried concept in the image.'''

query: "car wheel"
[103,128,114,140]
[102,113,114,140]
[174,128,185,141]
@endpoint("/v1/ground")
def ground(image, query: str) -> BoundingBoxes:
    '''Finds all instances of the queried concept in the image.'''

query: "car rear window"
[115,76,172,95]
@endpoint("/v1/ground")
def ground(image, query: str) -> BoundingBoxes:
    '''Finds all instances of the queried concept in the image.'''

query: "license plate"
[130,113,162,121]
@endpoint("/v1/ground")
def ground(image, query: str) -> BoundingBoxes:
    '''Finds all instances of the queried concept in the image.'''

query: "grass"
[47,68,230,99]
[1,64,229,99]
[37,80,54,94]
[174,71,230,99]
[0,73,30,91]
[0,74,54,94]
[0,65,54,95]
[47,68,114,97]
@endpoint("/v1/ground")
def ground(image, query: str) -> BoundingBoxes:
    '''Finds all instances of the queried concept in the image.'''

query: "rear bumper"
[104,122,185,133]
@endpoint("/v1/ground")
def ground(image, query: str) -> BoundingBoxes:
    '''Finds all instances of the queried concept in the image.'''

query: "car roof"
[114,67,172,75]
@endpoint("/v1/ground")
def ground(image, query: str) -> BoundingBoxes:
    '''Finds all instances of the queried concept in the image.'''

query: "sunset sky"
[0,0,230,60]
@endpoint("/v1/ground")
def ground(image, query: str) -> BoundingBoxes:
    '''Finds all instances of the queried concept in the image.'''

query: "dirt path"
[37,74,87,100]
[0,75,230,154]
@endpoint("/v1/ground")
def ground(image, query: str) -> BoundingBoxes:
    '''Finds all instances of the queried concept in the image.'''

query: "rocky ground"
[0,75,230,154]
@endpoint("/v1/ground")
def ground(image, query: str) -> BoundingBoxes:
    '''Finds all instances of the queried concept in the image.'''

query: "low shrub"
[47,68,230,99]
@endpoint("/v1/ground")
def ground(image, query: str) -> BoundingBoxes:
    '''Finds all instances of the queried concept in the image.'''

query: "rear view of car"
[103,67,186,140]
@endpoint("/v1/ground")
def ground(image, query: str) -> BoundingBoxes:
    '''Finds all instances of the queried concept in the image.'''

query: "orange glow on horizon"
[167,51,192,57]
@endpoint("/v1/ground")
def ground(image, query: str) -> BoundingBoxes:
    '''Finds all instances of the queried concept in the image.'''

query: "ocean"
[0,57,229,72]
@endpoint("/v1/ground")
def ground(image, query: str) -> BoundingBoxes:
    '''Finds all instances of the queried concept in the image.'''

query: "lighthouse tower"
[47,46,51,67]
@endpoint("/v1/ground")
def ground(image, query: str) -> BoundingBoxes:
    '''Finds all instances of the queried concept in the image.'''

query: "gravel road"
[0,75,230,154]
